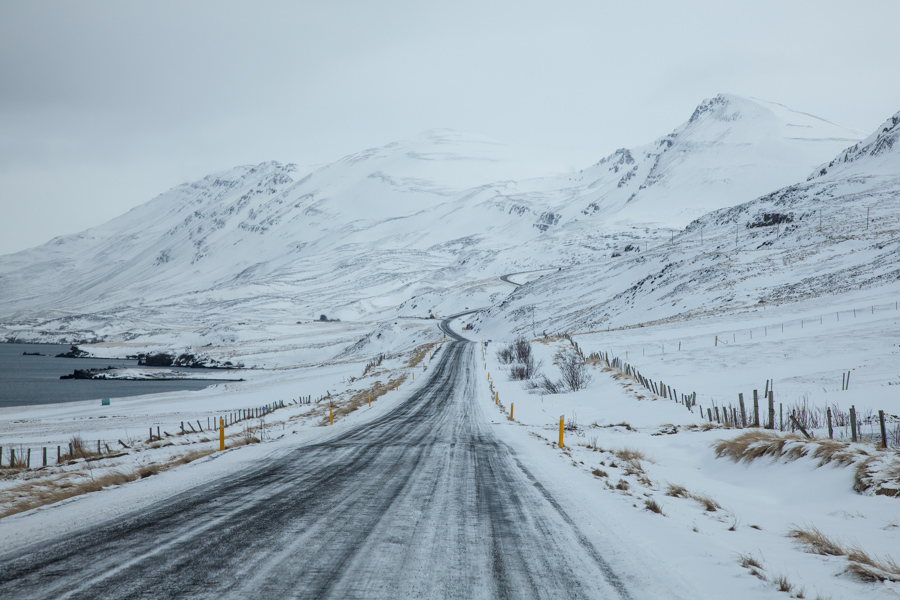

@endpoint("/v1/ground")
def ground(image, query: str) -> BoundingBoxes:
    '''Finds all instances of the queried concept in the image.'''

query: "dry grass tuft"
[737,553,762,570]
[622,459,644,477]
[853,454,900,497]
[615,479,629,491]
[614,447,648,462]
[788,525,845,556]
[644,498,664,515]
[717,431,900,497]
[666,483,688,498]
[773,574,793,593]
[811,439,858,467]
[787,524,900,583]
[690,492,722,512]
[591,468,608,478]
[714,431,807,463]
[845,545,900,582]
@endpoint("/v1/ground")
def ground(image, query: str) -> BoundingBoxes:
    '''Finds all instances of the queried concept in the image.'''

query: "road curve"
[499,268,562,287]
[438,308,483,342]
[499,273,523,286]
[0,343,633,600]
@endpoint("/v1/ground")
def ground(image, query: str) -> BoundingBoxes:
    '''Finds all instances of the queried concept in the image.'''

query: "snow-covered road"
[0,341,635,599]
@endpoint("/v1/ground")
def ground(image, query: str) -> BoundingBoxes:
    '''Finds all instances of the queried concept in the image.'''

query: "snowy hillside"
[477,108,899,336]
[0,96,868,362]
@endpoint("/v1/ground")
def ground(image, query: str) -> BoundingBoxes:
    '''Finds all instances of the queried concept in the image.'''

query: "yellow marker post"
[368,395,371,407]
[412,372,414,381]
[559,415,565,448]
[510,403,514,421]
[330,407,333,425]
[219,418,225,451]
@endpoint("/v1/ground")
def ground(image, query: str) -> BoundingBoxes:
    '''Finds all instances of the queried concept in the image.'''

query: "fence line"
[584,345,899,449]
[0,397,304,471]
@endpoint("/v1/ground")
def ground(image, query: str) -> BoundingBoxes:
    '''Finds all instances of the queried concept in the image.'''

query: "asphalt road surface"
[0,342,633,599]
[439,309,484,342]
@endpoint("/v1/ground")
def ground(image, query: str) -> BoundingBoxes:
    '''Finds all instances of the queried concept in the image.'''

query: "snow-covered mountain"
[461,94,862,233]
[0,96,872,353]
[477,109,900,337]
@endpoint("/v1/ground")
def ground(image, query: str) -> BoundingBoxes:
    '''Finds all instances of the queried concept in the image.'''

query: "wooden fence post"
[879,410,888,449]
[43,446,47,467]
[850,406,857,442]
[753,390,759,427]
[767,391,775,430]
[790,412,812,439]
[826,407,833,439]
[739,393,746,427]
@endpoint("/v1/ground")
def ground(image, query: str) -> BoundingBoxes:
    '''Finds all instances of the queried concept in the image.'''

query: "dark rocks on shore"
[60,366,115,380]
[56,345,90,358]
[22,351,44,356]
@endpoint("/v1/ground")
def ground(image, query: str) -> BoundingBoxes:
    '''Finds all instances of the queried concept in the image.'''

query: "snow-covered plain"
[1,97,898,598]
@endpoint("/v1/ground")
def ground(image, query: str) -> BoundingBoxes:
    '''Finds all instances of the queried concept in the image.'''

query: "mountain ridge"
[0,95,879,354]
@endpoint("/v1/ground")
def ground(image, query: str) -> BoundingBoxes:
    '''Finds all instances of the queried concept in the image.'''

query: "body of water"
[0,343,231,409]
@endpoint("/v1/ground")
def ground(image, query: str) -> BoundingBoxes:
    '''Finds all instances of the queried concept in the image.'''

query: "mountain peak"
[687,93,745,124]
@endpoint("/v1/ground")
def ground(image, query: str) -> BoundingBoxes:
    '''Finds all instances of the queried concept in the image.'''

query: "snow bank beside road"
[483,337,900,599]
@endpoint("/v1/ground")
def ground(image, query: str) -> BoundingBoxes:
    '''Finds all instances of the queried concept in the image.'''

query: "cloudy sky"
[1,0,897,256]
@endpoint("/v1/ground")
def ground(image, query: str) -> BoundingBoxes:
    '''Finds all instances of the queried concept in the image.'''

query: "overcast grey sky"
[1,0,897,255]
